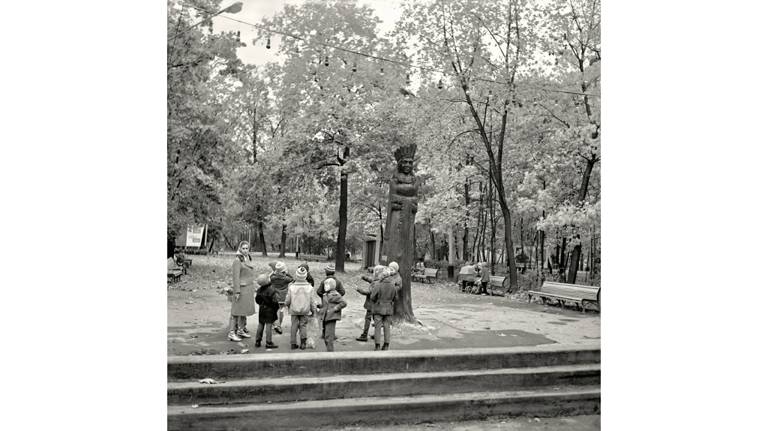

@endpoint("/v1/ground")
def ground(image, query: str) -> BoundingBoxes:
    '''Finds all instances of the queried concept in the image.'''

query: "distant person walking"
[228,241,256,342]
[317,278,347,352]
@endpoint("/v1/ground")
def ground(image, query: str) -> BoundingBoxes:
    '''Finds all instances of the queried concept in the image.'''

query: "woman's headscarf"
[236,241,252,262]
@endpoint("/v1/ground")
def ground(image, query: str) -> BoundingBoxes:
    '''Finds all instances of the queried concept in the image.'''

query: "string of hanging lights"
[181,3,599,97]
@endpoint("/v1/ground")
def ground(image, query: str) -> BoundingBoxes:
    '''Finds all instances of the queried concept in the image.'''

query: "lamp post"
[170,2,243,39]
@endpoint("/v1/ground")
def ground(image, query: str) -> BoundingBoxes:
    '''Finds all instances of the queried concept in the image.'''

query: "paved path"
[328,415,600,430]
[168,255,600,355]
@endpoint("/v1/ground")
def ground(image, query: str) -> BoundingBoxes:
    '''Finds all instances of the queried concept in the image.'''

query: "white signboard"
[185,224,206,248]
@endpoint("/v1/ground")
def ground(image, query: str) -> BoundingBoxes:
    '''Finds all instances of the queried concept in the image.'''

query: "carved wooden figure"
[383,143,418,322]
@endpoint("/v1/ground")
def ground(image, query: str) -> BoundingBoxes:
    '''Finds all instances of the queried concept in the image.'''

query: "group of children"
[226,241,402,352]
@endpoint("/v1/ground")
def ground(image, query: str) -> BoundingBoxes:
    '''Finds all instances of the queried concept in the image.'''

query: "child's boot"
[382,343,389,351]
[374,344,381,351]
[300,338,307,350]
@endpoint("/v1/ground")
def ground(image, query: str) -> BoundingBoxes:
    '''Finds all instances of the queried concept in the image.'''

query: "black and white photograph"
[167,0,600,429]
[7,0,768,430]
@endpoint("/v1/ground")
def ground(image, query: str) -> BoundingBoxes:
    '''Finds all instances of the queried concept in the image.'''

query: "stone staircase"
[168,344,600,430]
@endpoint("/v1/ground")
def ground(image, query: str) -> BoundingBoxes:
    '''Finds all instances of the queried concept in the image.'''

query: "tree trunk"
[519,217,525,273]
[279,224,287,258]
[566,156,597,283]
[378,212,384,264]
[567,235,581,283]
[257,221,268,257]
[498,199,517,291]
[429,219,436,261]
[558,236,567,281]
[539,210,546,273]
[479,186,487,262]
[463,179,470,261]
[335,172,348,272]
[489,168,497,275]
[208,236,216,254]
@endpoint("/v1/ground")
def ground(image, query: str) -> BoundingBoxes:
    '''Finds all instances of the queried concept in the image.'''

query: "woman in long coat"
[228,241,257,342]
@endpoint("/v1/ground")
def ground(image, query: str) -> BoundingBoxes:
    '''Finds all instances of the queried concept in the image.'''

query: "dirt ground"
[168,253,600,355]
[331,415,601,430]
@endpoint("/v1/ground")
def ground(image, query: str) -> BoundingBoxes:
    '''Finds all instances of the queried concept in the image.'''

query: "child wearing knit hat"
[285,266,317,350]
[317,278,347,352]
[270,261,294,334]
[254,274,279,349]
[317,263,346,299]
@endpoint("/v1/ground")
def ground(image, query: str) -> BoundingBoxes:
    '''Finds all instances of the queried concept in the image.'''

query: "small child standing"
[254,274,279,349]
[370,265,397,351]
[285,266,317,350]
[355,273,375,342]
[317,278,347,352]
[270,261,294,334]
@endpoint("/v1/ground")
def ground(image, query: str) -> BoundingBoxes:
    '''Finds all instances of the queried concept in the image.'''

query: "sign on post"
[185,224,206,248]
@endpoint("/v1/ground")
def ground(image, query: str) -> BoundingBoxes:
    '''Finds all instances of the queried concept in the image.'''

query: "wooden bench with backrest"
[528,281,600,312]
[487,275,509,296]
[299,253,329,262]
[412,267,438,284]
[175,254,192,275]
[167,258,184,283]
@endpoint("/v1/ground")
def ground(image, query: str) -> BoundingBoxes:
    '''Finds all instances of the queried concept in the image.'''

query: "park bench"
[175,255,192,275]
[299,253,329,262]
[488,275,509,295]
[167,257,184,283]
[412,267,438,284]
[168,269,183,283]
[528,281,600,312]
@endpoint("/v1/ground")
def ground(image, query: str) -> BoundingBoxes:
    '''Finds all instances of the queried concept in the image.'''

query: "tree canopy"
[168,0,601,294]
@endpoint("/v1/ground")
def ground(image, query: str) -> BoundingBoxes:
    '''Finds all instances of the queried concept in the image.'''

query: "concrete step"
[168,344,600,381]
[167,385,601,430]
[168,363,600,406]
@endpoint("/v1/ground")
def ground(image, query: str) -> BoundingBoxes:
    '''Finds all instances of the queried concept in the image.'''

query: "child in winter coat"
[370,265,397,351]
[387,261,403,293]
[254,274,279,349]
[355,272,376,342]
[298,262,314,288]
[317,264,346,299]
[317,278,347,352]
[270,261,294,334]
[285,266,317,350]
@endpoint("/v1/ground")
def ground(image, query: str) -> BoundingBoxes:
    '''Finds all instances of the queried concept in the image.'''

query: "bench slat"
[537,281,600,303]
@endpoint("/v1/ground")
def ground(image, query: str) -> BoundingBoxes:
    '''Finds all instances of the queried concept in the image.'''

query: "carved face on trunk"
[398,159,413,175]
